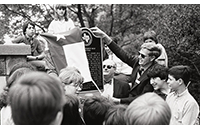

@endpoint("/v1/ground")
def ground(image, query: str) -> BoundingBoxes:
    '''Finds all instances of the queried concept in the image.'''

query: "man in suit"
[92,27,162,104]
[102,59,130,99]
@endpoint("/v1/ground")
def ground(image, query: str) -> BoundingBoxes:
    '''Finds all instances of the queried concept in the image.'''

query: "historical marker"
[81,27,103,91]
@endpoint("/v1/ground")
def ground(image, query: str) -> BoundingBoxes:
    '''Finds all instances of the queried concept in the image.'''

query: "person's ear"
[52,111,63,125]
[177,78,183,86]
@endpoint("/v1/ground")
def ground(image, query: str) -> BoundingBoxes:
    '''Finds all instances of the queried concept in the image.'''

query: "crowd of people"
[0,4,199,125]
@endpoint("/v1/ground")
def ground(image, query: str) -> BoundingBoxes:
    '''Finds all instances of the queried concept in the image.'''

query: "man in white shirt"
[166,65,199,125]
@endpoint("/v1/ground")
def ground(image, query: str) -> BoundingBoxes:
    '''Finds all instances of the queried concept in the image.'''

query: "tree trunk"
[77,4,85,27]
[109,4,114,36]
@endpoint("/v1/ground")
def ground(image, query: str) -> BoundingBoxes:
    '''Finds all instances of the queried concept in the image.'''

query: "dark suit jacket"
[108,41,159,104]
[113,78,130,98]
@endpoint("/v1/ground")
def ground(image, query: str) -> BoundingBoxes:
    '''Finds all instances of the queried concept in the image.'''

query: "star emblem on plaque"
[81,29,92,46]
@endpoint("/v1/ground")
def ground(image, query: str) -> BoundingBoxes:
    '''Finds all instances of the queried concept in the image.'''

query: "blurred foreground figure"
[8,72,65,125]
[124,92,171,125]
[61,94,85,125]
[83,96,114,125]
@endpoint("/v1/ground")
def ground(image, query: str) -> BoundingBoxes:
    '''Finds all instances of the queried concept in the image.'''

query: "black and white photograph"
[0,3,199,126]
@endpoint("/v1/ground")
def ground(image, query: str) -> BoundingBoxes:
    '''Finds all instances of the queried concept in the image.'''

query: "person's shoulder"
[166,91,175,100]
[49,20,57,25]
[33,38,40,43]
[186,92,199,105]
[114,78,129,86]
[68,18,73,22]
[15,35,25,39]
[12,35,25,43]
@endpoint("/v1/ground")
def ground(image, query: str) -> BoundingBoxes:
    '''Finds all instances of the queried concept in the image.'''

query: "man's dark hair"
[147,64,168,81]
[168,65,191,86]
[22,21,35,35]
[83,96,113,125]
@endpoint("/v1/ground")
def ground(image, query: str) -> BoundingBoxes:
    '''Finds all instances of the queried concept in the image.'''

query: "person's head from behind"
[125,92,171,125]
[167,65,191,92]
[22,21,36,37]
[7,68,34,89]
[104,104,127,125]
[61,94,84,125]
[103,59,116,79]
[59,66,84,95]
[54,4,68,20]
[138,42,161,68]
[0,67,33,108]
[143,30,158,44]
[8,62,36,83]
[147,64,168,91]
[83,95,113,125]
[8,72,65,125]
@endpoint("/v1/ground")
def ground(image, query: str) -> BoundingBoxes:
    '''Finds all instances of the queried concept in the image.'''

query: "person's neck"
[175,85,187,94]
[104,75,113,82]
[140,62,153,71]
[25,34,33,39]
[160,83,170,95]
[59,16,65,21]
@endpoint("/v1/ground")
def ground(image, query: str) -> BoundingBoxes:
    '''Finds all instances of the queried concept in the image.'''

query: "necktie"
[139,68,144,75]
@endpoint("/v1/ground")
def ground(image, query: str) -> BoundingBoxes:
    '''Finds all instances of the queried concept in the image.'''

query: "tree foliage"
[0,4,200,106]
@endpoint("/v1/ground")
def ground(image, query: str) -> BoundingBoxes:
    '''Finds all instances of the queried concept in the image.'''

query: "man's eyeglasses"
[103,65,114,69]
[139,52,148,59]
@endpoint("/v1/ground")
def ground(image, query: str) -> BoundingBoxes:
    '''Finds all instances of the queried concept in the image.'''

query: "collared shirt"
[102,79,114,98]
[166,89,199,125]
[153,90,168,100]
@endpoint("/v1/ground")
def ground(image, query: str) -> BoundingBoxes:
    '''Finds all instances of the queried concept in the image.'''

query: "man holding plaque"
[91,27,162,104]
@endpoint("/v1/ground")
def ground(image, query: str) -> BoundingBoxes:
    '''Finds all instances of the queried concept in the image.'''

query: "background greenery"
[0,4,199,107]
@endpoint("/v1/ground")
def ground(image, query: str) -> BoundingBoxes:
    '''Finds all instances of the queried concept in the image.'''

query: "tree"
[0,4,200,107]
[0,4,55,40]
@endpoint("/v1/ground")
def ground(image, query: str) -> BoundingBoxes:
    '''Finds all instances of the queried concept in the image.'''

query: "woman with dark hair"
[143,30,168,67]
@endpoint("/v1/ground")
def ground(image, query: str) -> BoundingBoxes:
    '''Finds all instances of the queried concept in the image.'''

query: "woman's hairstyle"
[147,64,168,81]
[168,65,191,86]
[8,72,65,125]
[104,104,127,125]
[143,30,158,44]
[54,4,68,21]
[59,66,84,86]
[124,92,171,125]
[61,94,85,125]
